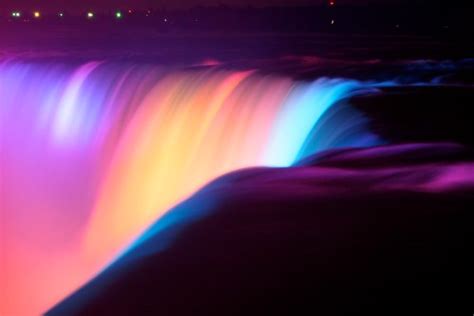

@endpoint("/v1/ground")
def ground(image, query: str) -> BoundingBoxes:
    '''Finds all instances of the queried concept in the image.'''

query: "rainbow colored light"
[0,61,379,316]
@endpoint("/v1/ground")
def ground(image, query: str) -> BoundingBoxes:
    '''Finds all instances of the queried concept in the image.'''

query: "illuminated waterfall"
[0,60,379,315]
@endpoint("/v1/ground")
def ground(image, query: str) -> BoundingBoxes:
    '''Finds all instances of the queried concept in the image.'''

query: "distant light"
[128,9,133,14]
[12,11,21,18]
[331,19,335,25]
[33,11,40,18]
[329,1,335,6]
[58,12,64,17]
[115,11,122,19]
[164,18,168,22]
[87,12,94,19]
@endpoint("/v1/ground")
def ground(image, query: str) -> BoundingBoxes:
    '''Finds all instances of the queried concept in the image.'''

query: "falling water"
[0,60,380,315]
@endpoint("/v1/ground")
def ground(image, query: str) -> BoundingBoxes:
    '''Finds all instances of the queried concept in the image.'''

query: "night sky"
[0,0,438,13]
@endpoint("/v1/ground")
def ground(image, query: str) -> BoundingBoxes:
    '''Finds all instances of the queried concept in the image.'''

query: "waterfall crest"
[0,61,379,315]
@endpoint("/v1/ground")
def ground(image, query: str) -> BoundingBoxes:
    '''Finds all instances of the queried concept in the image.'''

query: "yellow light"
[34,11,40,18]
[87,12,94,18]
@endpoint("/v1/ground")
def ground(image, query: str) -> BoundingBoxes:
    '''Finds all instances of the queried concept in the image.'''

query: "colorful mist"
[0,60,379,315]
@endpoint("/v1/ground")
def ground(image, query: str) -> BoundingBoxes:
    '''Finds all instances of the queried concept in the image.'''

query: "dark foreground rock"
[47,143,474,316]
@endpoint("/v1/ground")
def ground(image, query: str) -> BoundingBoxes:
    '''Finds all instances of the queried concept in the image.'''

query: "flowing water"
[0,60,382,315]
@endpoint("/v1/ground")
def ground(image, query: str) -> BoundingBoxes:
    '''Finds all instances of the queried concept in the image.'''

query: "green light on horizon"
[116,11,122,19]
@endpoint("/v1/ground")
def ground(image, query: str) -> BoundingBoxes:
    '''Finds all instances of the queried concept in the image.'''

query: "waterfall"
[0,60,379,315]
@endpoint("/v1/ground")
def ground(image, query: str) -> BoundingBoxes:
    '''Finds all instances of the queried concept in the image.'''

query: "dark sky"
[0,0,404,10]
[0,0,443,13]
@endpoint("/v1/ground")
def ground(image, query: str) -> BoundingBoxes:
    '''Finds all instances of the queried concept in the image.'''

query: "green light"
[115,11,122,19]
